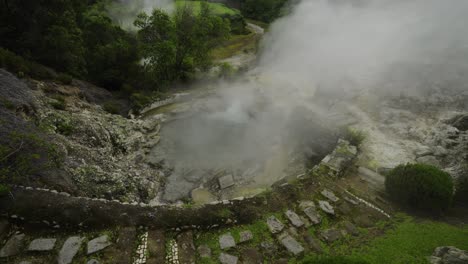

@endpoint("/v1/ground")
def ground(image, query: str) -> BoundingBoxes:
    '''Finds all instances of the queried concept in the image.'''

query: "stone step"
[147,230,166,264]
[176,231,196,264]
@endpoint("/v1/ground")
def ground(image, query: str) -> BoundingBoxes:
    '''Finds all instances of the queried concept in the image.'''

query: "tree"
[135,3,230,86]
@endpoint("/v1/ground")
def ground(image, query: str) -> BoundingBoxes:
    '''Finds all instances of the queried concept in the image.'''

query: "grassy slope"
[350,215,468,264]
[175,0,240,15]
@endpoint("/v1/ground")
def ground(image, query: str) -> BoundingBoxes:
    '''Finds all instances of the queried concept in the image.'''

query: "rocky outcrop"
[429,246,468,264]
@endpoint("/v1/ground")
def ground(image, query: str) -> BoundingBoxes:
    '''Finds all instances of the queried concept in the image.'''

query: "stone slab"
[219,233,236,249]
[285,210,304,227]
[87,235,111,255]
[28,238,56,251]
[266,216,284,234]
[0,233,25,257]
[58,236,84,264]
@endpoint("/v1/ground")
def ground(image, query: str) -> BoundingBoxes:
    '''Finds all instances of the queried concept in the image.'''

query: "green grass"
[175,0,239,15]
[349,215,468,263]
[211,33,258,60]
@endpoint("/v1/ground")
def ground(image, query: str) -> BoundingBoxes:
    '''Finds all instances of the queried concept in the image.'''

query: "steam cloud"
[152,0,468,201]
[107,0,174,30]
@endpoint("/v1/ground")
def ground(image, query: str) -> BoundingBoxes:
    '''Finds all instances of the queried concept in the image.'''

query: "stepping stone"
[344,196,359,205]
[28,238,56,251]
[0,233,25,257]
[58,236,84,264]
[87,235,111,255]
[147,230,165,264]
[106,227,137,264]
[337,202,352,214]
[219,252,238,264]
[219,233,236,249]
[285,210,304,227]
[303,234,323,253]
[219,175,235,189]
[239,231,253,243]
[321,189,339,202]
[318,200,335,215]
[298,200,315,210]
[197,244,211,258]
[278,233,304,256]
[241,248,263,264]
[320,229,342,243]
[266,216,284,234]
[87,260,100,264]
[344,221,359,236]
[177,231,196,264]
[303,207,321,225]
[353,215,373,228]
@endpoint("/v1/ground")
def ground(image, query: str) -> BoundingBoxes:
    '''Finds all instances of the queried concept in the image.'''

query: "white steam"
[107,0,174,30]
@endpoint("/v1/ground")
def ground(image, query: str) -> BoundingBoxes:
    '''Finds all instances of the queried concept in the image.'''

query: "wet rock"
[320,229,342,243]
[219,233,236,249]
[318,200,335,215]
[278,233,304,256]
[239,231,253,243]
[266,216,285,234]
[321,189,339,202]
[303,234,323,253]
[320,139,357,176]
[219,252,238,264]
[58,236,84,264]
[87,235,111,255]
[344,221,359,236]
[303,207,322,225]
[241,248,263,264]
[285,210,304,227]
[219,174,235,189]
[0,233,25,257]
[198,244,211,258]
[430,246,468,264]
[28,238,56,251]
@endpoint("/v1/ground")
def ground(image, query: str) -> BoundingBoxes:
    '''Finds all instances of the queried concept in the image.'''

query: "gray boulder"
[430,246,468,264]
[285,210,304,227]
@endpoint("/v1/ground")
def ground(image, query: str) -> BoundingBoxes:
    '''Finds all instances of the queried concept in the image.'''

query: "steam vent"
[0,0,467,263]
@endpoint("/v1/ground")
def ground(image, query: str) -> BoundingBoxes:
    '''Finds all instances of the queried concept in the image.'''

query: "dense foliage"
[385,163,454,213]
[135,2,230,86]
[240,0,289,23]
[455,173,468,205]
[0,0,232,93]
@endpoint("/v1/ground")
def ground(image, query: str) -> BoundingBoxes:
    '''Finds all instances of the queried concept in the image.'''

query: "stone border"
[0,139,362,229]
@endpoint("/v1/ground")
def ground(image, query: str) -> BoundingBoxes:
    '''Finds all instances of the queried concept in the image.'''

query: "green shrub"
[0,47,54,79]
[103,101,121,115]
[385,163,454,212]
[301,256,370,264]
[343,127,366,147]
[130,92,153,112]
[56,73,73,85]
[49,95,67,110]
[218,62,235,78]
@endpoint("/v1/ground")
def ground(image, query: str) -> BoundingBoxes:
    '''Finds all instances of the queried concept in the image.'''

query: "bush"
[56,73,73,85]
[301,256,370,264]
[0,47,54,79]
[385,163,454,212]
[343,127,366,147]
[49,95,67,110]
[103,101,121,115]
